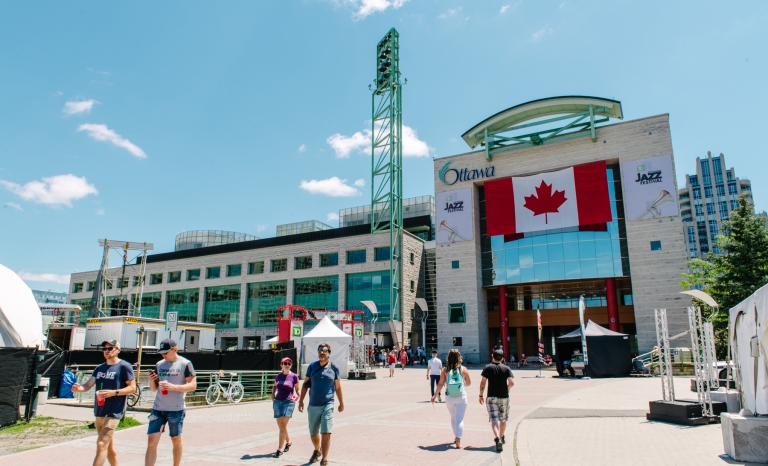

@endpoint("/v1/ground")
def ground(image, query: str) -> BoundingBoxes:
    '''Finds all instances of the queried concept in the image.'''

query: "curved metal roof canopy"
[461,96,623,161]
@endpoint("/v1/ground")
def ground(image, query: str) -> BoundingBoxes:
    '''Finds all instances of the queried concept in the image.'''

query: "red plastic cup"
[161,389,168,396]
[97,394,105,406]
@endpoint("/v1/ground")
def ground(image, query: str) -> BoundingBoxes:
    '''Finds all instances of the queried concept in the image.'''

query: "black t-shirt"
[92,360,135,419]
[481,363,513,398]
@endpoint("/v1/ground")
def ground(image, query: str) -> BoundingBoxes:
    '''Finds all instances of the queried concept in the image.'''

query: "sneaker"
[501,435,506,444]
[273,450,283,458]
[309,450,321,463]
[284,442,292,452]
[437,394,442,403]
[495,438,503,452]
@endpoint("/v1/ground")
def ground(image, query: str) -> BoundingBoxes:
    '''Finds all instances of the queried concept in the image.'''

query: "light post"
[136,325,145,386]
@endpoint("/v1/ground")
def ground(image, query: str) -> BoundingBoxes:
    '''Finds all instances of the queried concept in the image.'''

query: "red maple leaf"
[523,180,567,223]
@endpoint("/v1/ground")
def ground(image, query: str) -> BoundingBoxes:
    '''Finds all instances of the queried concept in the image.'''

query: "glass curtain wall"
[481,166,630,286]
[294,276,338,311]
[166,289,200,322]
[204,285,241,328]
[346,270,393,320]
[246,280,287,327]
[132,292,161,319]
[70,298,92,326]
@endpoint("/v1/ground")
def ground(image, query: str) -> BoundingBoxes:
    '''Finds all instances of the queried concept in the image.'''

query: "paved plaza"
[1,367,752,466]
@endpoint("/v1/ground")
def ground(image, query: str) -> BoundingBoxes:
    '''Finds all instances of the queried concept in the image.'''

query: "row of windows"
[72,248,420,293]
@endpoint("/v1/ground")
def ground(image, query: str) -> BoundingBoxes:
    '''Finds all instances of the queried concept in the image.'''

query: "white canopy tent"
[302,316,352,378]
[0,263,45,348]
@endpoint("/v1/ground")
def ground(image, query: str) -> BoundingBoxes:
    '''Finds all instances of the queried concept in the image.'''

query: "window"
[294,276,339,311]
[693,188,701,199]
[246,280,287,326]
[248,262,264,275]
[409,280,415,292]
[453,337,463,346]
[133,276,144,286]
[622,293,634,305]
[187,269,200,281]
[116,278,128,289]
[244,336,261,350]
[320,253,338,267]
[650,241,662,251]
[271,259,287,272]
[166,288,200,322]
[375,247,390,261]
[706,203,716,215]
[449,303,466,323]
[704,187,713,198]
[717,185,726,197]
[206,267,221,279]
[87,281,96,291]
[227,264,242,277]
[168,271,181,283]
[138,330,158,348]
[72,282,83,293]
[204,285,241,328]
[150,273,163,285]
[220,337,238,351]
[410,252,415,265]
[295,256,313,270]
[452,260,460,269]
[132,292,161,319]
[347,250,367,264]
[105,282,113,290]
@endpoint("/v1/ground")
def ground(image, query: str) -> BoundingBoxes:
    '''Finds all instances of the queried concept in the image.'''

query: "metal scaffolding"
[688,305,716,417]
[654,308,675,402]
[89,239,154,318]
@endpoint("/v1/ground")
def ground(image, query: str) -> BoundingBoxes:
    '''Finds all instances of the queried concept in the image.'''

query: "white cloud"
[77,124,147,158]
[500,0,521,14]
[299,177,362,197]
[349,0,408,20]
[530,25,553,42]
[298,144,307,152]
[327,123,432,158]
[96,208,105,215]
[438,7,461,19]
[63,99,98,115]
[4,202,22,211]
[353,178,366,187]
[0,174,98,208]
[256,224,268,233]
[17,272,71,285]
[327,212,340,222]
[53,91,63,96]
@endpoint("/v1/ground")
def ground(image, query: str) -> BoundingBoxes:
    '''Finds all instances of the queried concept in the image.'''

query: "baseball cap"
[101,340,120,349]
[158,339,178,354]
[280,357,293,364]
[493,349,504,359]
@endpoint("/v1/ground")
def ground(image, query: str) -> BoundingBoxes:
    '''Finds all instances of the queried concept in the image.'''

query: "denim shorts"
[307,402,334,435]
[273,399,295,418]
[147,409,185,437]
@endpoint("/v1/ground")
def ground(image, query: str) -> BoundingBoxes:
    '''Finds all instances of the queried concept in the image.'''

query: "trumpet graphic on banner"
[636,189,674,220]
[438,219,468,242]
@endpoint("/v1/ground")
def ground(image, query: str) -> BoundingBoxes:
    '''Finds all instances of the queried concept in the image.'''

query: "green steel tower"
[371,28,403,332]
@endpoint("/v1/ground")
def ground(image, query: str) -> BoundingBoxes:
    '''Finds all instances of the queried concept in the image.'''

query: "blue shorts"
[273,399,295,418]
[147,409,185,438]
[307,402,334,435]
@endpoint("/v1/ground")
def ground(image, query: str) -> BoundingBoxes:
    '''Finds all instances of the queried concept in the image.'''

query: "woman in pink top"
[400,348,407,371]
[271,357,301,458]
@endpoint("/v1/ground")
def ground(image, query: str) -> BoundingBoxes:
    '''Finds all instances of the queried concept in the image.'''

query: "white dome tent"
[301,316,352,378]
[0,263,45,347]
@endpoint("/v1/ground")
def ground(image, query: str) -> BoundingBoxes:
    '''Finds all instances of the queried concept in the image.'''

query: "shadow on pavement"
[417,443,456,451]
[240,453,282,460]
[463,445,498,452]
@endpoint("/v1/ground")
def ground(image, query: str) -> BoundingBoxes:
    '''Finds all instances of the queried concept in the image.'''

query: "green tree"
[680,195,768,358]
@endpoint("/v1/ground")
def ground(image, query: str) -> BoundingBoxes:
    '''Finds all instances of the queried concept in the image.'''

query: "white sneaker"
[437,394,442,403]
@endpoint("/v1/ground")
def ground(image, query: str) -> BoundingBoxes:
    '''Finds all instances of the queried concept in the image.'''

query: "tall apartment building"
[678,152,754,258]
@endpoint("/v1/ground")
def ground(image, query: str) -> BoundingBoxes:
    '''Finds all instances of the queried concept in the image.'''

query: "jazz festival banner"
[436,187,474,244]
[621,155,678,220]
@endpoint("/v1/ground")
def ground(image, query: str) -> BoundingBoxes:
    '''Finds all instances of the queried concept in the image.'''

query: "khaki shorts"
[95,417,119,440]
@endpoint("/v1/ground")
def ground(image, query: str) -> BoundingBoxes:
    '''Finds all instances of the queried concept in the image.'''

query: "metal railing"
[69,365,279,407]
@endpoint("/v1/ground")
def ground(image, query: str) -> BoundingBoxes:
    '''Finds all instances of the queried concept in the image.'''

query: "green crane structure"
[370,28,403,336]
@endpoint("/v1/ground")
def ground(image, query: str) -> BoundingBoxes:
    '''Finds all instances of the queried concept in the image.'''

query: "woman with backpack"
[430,349,472,449]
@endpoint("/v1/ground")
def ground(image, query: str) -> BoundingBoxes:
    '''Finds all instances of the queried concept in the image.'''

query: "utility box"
[85,316,215,351]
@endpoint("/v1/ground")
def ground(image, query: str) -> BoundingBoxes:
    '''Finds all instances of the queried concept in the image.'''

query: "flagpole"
[578,295,591,380]
[536,306,543,378]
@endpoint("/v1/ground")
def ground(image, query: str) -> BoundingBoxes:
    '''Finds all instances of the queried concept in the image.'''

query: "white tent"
[302,316,352,378]
[0,263,45,348]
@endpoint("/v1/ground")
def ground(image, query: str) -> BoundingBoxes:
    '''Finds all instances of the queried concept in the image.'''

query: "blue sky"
[1,1,766,292]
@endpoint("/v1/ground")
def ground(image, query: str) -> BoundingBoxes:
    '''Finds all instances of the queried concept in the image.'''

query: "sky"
[1,1,767,292]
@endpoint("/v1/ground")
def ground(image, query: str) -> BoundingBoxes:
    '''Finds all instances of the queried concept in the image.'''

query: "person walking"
[479,349,515,452]
[387,349,397,377]
[145,339,197,466]
[399,347,407,370]
[419,347,427,365]
[426,349,443,402]
[298,343,345,465]
[71,339,135,466]
[271,357,300,458]
[431,349,471,449]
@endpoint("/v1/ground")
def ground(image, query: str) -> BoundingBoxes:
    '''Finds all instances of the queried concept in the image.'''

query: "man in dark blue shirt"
[298,343,345,465]
[72,339,135,466]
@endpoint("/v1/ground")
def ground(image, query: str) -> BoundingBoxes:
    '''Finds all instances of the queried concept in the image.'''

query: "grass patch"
[0,416,89,436]
[118,416,142,429]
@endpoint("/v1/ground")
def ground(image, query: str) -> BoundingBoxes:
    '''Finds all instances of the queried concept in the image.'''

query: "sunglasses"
[103,347,117,352]
[281,362,292,366]
[318,349,329,354]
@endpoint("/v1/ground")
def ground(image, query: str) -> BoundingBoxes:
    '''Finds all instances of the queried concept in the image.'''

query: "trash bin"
[38,377,50,406]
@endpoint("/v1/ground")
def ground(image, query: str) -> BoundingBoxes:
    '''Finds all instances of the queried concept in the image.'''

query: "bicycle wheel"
[205,384,222,405]
[229,382,245,403]
[127,387,140,408]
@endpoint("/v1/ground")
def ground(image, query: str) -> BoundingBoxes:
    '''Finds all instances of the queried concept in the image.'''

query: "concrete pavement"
[0,367,746,465]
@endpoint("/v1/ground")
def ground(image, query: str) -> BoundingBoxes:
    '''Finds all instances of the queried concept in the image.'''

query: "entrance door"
[185,330,200,352]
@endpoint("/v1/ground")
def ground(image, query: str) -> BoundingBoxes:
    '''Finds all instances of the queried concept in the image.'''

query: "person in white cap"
[145,339,196,466]
[71,339,135,466]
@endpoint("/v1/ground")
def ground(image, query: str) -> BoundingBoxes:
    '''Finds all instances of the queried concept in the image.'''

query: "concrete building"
[68,199,434,351]
[678,151,755,258]
[433,96,690,361]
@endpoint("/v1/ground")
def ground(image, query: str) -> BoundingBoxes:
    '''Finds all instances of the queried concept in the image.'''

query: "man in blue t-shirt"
[72,339,135,466]
[298,343,345,465]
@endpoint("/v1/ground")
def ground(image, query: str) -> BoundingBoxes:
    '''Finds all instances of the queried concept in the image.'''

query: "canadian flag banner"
[485,161,612,236]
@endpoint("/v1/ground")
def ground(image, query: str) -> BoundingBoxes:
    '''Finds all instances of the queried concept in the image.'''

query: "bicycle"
[205,371,245,405]
[127,384,154,408]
